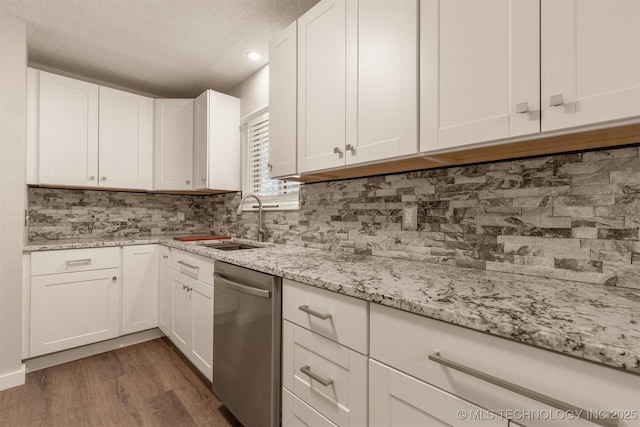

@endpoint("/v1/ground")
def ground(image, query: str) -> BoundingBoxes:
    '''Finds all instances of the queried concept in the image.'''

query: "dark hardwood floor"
[0,338,241,427]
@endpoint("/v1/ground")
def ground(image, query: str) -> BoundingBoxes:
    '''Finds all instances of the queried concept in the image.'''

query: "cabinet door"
[298,0,355,173]
[369,360,507,427]
[421,0,540,151]
[541,0,640,131]
[38,70,99,186]
[98,87,153,190]
[193,90,209,190]
[170,270,192,355]
[158,246,171,336]
[30,267,120,357]
[122,245,159,335]
[190,279,214,381]
[153,99,194,190]
[269,21,298,178]
[353,0,418,164]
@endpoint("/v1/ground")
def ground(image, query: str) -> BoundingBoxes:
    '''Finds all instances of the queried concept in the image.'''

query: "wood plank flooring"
[0,338,241,427]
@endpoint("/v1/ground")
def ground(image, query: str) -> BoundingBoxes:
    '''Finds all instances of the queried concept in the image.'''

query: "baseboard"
[25,328,164,373]
[0,364,26,391]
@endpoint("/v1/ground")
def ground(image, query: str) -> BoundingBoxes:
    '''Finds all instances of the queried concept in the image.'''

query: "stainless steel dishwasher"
[212,261,281,427]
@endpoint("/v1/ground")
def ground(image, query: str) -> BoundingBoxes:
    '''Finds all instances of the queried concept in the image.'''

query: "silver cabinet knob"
[333,146,343,155]
[89,176,95,181]
[550,94,563,106]
[267,162,273,171]
[101,177,107,181]
[516,102,529,114]
[345,143,356,154]
[185,179,190,185]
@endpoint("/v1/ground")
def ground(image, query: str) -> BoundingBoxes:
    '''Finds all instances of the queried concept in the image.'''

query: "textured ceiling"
[0,0,319,97]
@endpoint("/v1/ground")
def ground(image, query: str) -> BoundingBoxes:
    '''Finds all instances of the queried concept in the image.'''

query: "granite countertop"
[25,237,640,375]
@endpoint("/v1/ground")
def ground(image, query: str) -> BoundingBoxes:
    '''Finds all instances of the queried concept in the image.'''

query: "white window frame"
[241,107,299,211]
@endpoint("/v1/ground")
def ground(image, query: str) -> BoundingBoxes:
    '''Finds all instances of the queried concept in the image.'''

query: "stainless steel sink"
[197,242,262,251]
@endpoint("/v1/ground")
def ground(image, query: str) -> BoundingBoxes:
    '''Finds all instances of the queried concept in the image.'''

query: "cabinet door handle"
[101,177,107,181]
[185,179,191,185]
[177,260,199,270]
[428,352,618,427]
[66,258,92,265]
[89,176,96,181]
[550,94,564,106]
[298,305,332,320]
[333,146,343,155]
[345,143,356,154]
[300,365,333,387]
[516,102,529,114]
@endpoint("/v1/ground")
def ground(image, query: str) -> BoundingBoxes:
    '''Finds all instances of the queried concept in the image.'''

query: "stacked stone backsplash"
[28,188,214,240]
[28,144,640,289]
[210,145,640,290]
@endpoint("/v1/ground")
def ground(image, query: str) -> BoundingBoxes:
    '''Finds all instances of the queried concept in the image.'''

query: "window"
[241,108,299,210]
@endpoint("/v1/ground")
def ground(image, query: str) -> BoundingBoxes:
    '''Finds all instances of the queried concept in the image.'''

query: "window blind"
[242,109,299,210]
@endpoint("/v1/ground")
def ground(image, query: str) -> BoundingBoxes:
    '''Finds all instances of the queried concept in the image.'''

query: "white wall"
[0,12,27,390]
[228,65,269,119]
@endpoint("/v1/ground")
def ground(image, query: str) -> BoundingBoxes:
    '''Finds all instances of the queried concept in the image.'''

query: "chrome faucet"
[236,193,265,242]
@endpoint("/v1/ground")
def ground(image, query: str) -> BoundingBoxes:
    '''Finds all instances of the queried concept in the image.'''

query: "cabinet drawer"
[283,279,368,354]
[370,359,507,427]
[283,388,337,427]
[283,321,367,427]
[169,248,214,286]
[31,247,120,276]
[371,303,640,427]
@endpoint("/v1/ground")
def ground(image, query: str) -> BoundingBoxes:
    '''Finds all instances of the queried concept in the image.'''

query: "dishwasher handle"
[214,272,272,299]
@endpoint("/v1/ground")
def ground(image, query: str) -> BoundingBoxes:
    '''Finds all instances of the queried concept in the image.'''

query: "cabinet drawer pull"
[428,352,618,427]
[298,305,332,320]
[300,365,333,387]
[65,258,92,265]
[177,260,199,270]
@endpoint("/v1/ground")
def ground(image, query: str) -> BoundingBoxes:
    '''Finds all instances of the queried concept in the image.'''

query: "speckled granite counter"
[25,237,640,375]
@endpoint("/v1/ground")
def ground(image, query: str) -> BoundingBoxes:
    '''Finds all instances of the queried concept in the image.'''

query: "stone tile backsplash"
[28,144,640,289]
[28,188,213,240]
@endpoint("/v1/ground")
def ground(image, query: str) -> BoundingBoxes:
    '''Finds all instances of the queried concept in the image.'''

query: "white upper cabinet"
[32,69,153,190]
[354,0,418,164]
[193,89,241,191]
[541,0,640,132]
[99,87,153,189]
[153,99,194,191]
[298,0,351,173]
[297,0,418,174]
[420,0,540,152]
[269,21,298,179]
[38,70,99,187]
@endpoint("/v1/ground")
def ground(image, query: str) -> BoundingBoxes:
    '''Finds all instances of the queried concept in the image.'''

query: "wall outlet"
[177,212,186,221]
[402,205,417,230]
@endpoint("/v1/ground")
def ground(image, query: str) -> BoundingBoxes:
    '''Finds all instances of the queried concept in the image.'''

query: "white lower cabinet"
[168,249,214,381]
[157,246,171,335]
[369,359,507,427]
[370,303,640,427]
[282,279,369,427]
[283,388,337,427]
[121,245,159,334]
[283,321,367,427]
[29,247,122,357]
